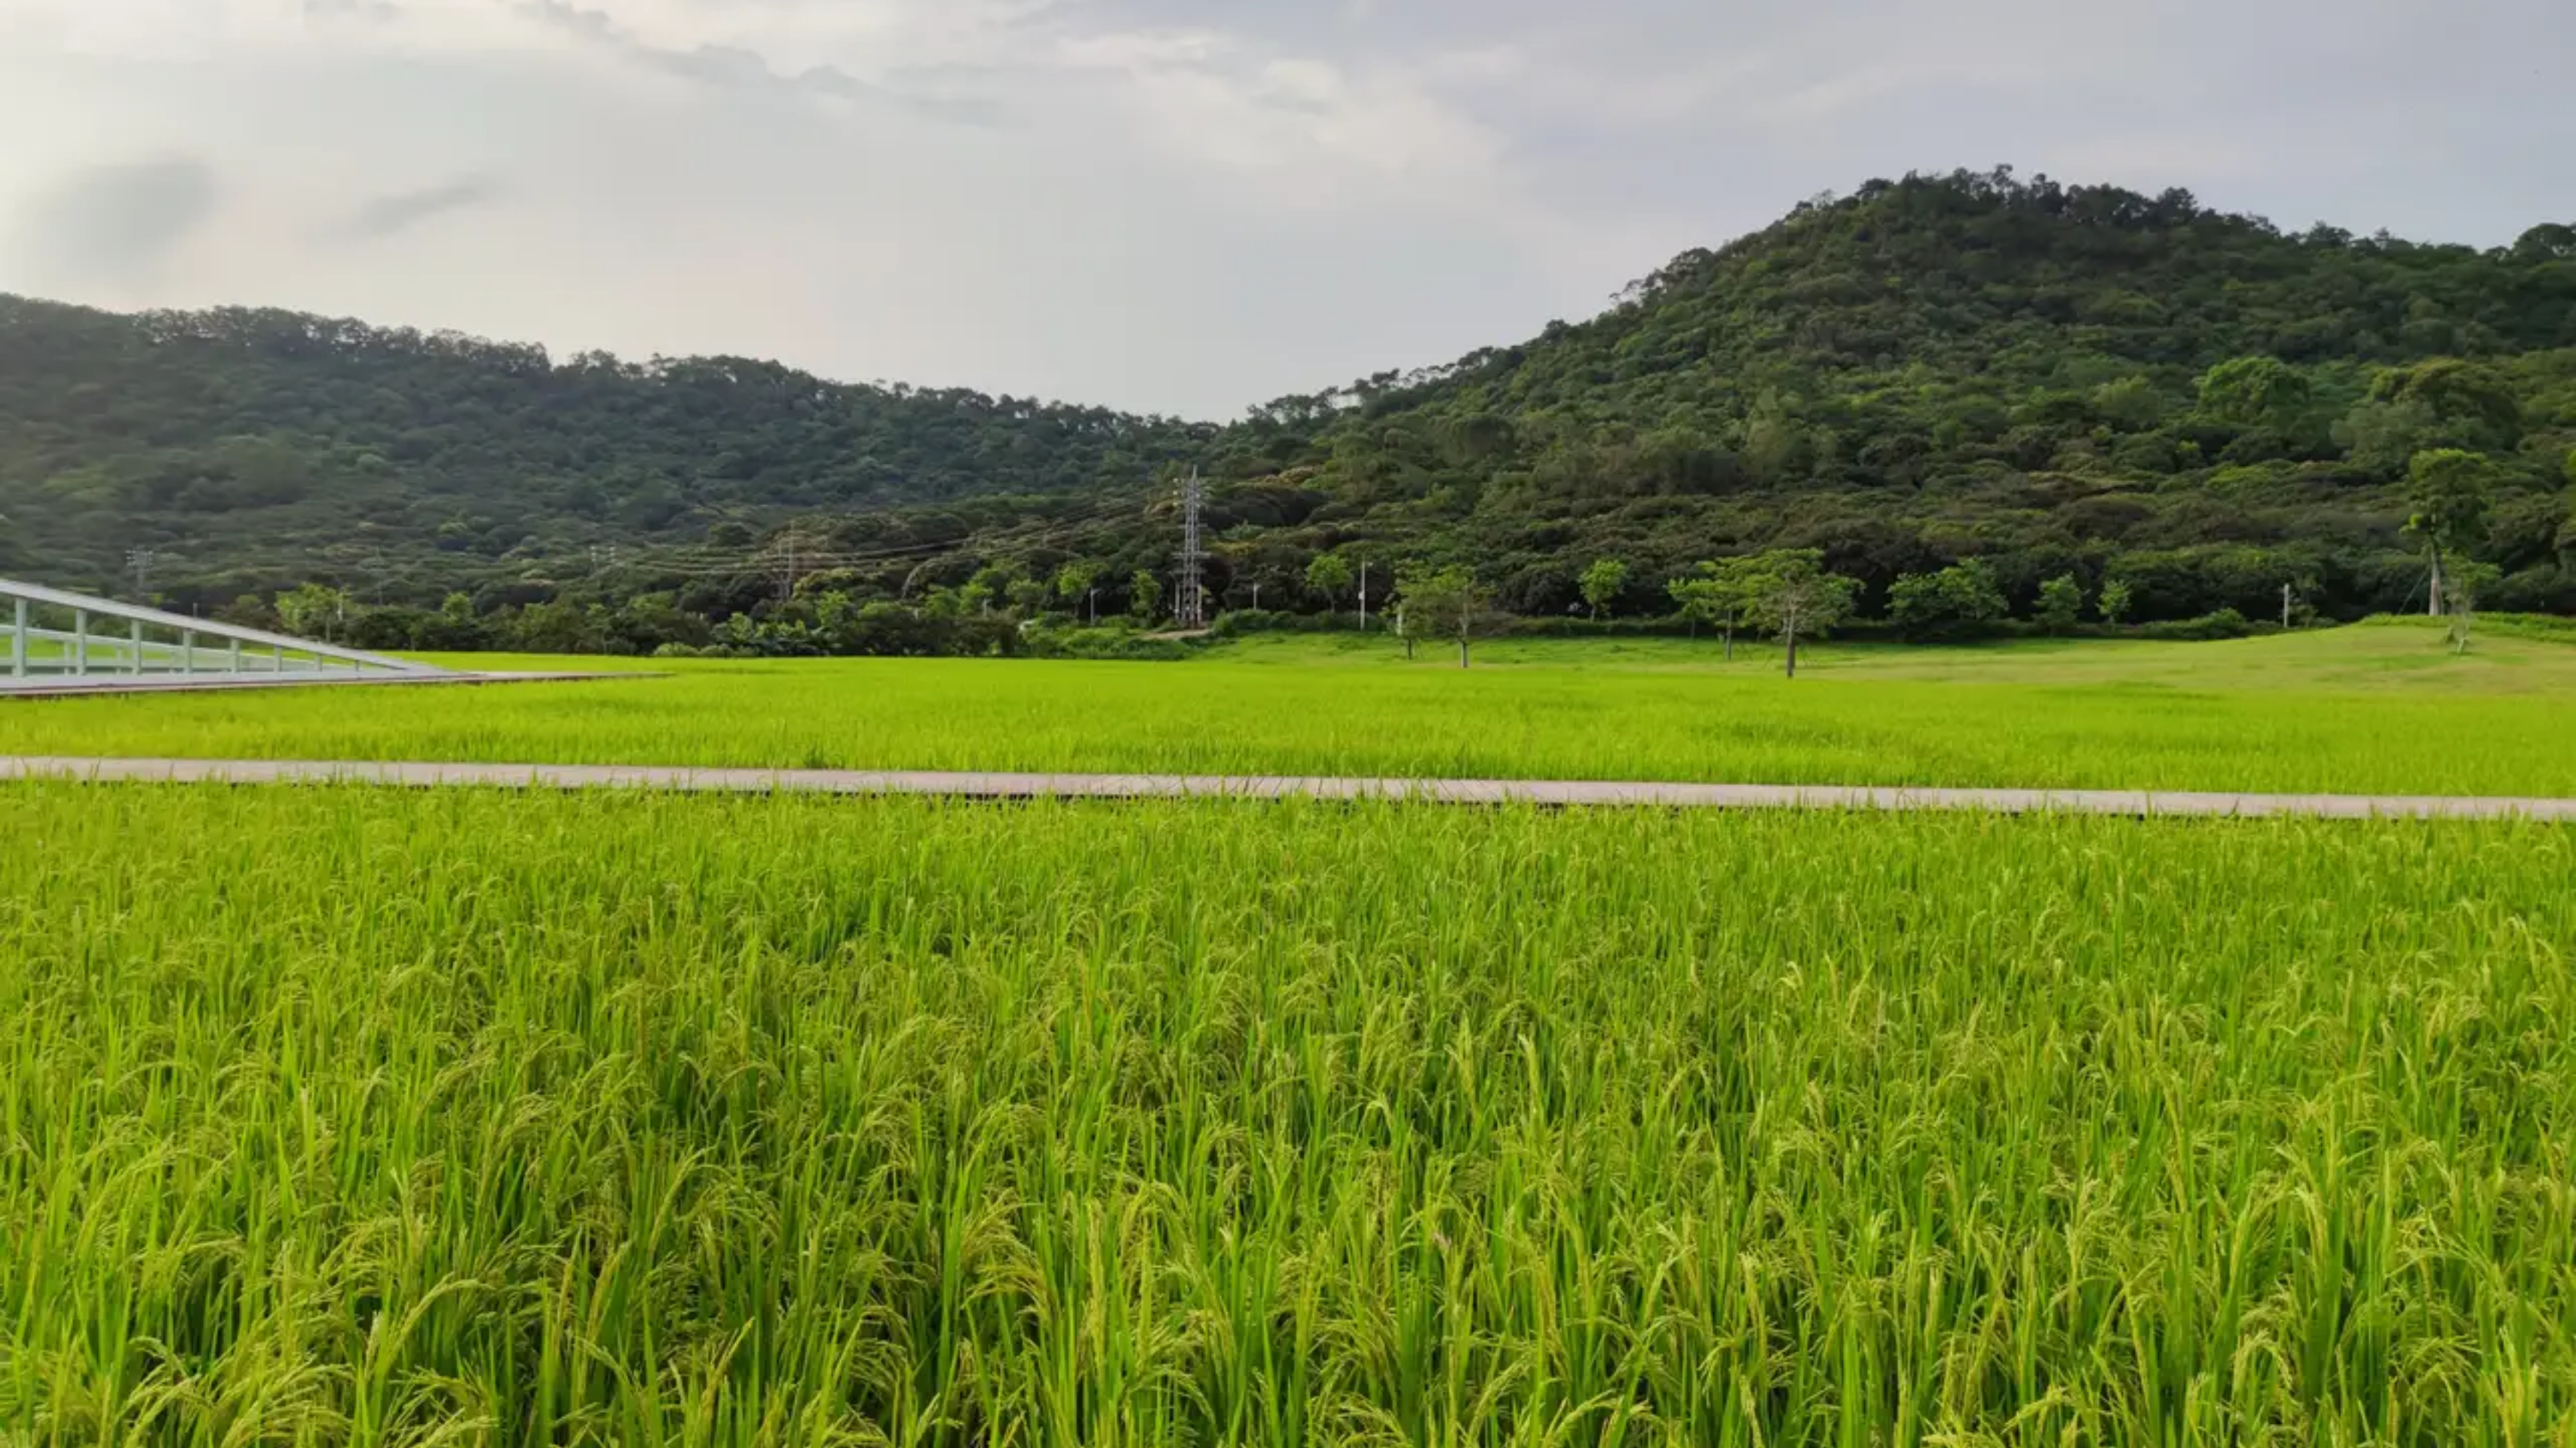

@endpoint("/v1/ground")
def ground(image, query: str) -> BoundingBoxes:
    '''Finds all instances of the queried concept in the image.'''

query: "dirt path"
[5,756,2573,819]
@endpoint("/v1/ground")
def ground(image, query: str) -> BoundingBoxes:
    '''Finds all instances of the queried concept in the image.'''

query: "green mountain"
[5,167,2574,635]
[1201,168,2576,621]
[0,299,1208,598]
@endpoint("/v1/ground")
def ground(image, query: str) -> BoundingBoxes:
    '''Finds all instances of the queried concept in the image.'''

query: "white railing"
[2,576,445,687]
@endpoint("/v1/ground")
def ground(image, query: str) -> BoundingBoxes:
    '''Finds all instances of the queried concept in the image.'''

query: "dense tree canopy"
[0,299,1208,603]
[6,165,2575,646]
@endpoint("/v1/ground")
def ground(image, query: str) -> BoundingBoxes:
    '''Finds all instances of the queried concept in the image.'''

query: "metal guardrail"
[2,576,443,686]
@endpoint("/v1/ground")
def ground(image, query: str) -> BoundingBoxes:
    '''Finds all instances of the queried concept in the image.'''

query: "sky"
[2,1,2571,419]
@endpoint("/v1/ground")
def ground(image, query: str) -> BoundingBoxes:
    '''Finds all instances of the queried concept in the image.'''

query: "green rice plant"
[2,784,2571,1444]
[3,625,2576,796]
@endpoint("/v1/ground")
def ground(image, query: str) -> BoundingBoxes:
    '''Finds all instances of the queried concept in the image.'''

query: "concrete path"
[4,756,2573,820]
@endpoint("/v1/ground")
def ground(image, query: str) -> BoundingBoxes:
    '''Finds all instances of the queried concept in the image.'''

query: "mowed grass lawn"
[5,784,2571,1443]
[2,618,2573,794]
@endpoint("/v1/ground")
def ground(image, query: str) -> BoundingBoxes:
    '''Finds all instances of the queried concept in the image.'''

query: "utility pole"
[1251,583,1261,612]
[2281,581,2292,630]
[124,547,158,602]
[1176,468,1207,630]
[1358,562,1369,632]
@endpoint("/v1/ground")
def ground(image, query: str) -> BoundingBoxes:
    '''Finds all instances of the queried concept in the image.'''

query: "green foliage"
[272,581,348,641]
[2332,396,2440,477]
[2197,355,2311,428]
[1394,564,1495,666]
[1185,170,2576,627]
[0,293,1203,598]
[2368,357,2524,446]
[2405,448,2499,554]
[1731,548,1859,676]
[1303,552,1353,606]
[1578,557,1630,620]
[2036,573,2086,633]
[2091,376,2165,429]
[1128,569,1164,624]
[1889,560,2010,638]
[1005,576,1052,615]
[11,167,2576,631]
[1667,556,1765,636]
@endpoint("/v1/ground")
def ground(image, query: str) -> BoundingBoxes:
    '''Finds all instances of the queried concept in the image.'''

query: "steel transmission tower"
[1176,468,1208,629]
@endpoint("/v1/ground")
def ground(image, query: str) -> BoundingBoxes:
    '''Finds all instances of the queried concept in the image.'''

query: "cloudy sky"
[2,1,2570,418]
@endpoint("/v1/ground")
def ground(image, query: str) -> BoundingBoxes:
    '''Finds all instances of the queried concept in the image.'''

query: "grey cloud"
[8,157,218,287]
[896,93,1013,127]
[349,177,501,239]
[3,0,2569,416]
[520,2,1010,124]
[302,0,400,21]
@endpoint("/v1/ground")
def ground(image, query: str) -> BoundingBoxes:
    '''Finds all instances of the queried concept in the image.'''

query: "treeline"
[228,552,2305,665]
[233,571,1191,661]
[6,167,2575,630]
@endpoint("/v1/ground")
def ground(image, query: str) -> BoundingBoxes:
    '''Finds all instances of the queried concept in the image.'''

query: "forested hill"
[5,166,2575,630]
[1196,169,2576,621]
[0,296,1207,594]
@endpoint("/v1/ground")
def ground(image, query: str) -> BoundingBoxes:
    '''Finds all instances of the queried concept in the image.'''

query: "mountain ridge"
[5,166,2573,633]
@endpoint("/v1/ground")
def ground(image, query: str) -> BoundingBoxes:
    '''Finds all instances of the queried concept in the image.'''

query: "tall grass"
[3,645,2575,794]
[3,784,2570,1444]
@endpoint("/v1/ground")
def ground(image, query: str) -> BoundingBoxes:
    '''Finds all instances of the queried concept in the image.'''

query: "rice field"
[5,783,2572,1445]
[2,624,2574,795]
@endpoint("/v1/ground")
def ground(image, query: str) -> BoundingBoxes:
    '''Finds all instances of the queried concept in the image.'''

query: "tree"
[2098,579,2135,626]
[1305,553,1354,614]
[2444,560,2504,654]
[1396,565,1493,667]
[217,594,275,630]
[1888,560,2008,639]
[1740,388,1810,483]
[1740,549,1858,679]
[1006,578,1052,616]
[964,565,1018,618]
[2091,376,2164,430]
[1128,570,1164,625]
[1054,562,1103,625]
[1669,557,1765,661]
[2404,449,2497,615]
[1578,557,1630,621]
[2197,356,2311,429]
[2035,574,2085,634]
[274,583,351,642]
[2369,360,2523,448]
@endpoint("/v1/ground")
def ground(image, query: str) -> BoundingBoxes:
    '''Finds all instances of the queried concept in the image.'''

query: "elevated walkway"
[2,576,447,694]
